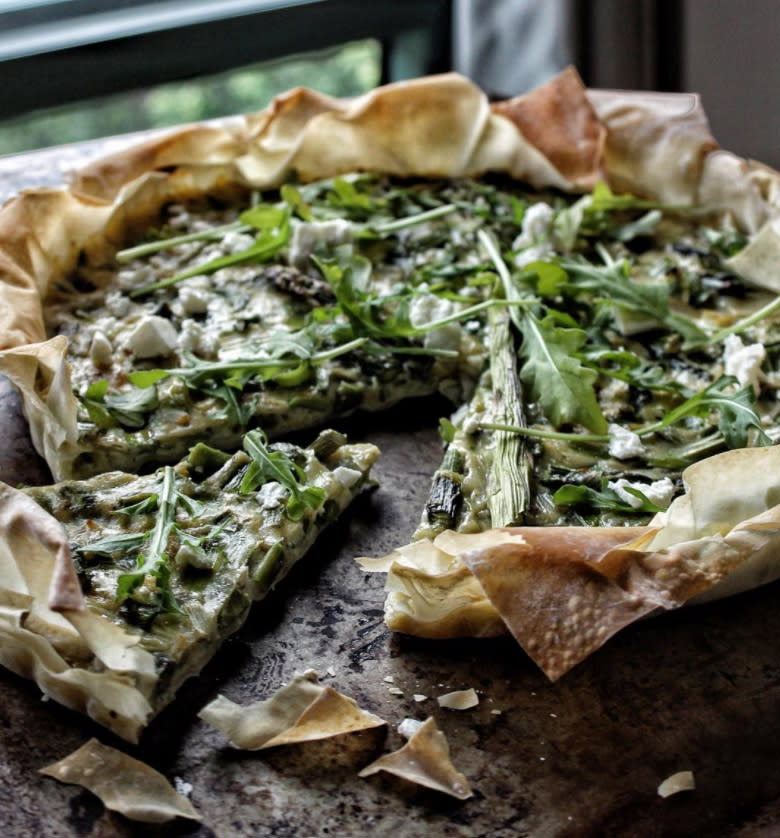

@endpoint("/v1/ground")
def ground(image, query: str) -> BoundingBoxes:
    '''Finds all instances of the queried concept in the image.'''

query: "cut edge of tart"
[0,429,378,742]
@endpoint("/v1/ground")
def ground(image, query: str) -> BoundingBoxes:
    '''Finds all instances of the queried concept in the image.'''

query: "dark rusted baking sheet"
[1,139,780,838]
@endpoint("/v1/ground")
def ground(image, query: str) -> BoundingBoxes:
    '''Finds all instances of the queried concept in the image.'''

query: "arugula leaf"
[76,531,149,558]
[81,380,159,429]
[639,375,772,449]
[327,177,384,219]
[280,183,312,221]
[128,369,170,388]
[130,205,291,298]
[116,466,182,614]
[114,495,159,516]
[240,429,325,520]
[610,209,662,242]
[523,261,568,298]
[583,349,675,392]
[589,181,669,213]
[559,248,707,343]
[115,220,248,263]
[517,312,607,433]
[553,482,666,514]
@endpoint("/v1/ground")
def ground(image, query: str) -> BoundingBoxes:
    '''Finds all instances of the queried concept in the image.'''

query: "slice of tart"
[0,428,377,742]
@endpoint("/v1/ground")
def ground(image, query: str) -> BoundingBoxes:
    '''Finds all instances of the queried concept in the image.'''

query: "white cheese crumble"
[723,334,765,394]
[178,320,203,353]
[89,331,113,368]
[331,466,363,489]
[514,242,555,269]
[608,423,646,460]
[671,367,704,392]
[600,377,630,403]
[257,482,288,510]
[518,201,555,241]
[104,289,130,318]
[512,201,555,268]
[219,230,254,254]
[288,219,353,268]
[125,315,178,358]
[408,293,462,352]
[178,284,210,315]
[117,265,154,291]
[608,477,675,509]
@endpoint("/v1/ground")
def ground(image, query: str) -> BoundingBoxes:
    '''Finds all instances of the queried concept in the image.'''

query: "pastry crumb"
[658,770,695,798]
[437,688,479,710]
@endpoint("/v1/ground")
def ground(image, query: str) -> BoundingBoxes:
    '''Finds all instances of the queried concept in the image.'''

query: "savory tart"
[0,429,377,741]
[3,66,780,702]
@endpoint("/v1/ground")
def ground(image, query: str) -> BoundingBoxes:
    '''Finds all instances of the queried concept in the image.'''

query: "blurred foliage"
[0,40,381,155]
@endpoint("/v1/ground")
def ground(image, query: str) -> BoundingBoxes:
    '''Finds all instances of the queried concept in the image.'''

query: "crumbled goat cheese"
[257,482,288,510]
[518,202,555,241]
[288,219,353,268]
[178,320,203,353]
[723,334,765,394]
[117,265,154,291]
[222,230,256,255]
[512,201,555,268]
[409,294,462,352]
[671,367,704,392]
[608,423,646,459]
[125,315,178,358]
[608,477,675,509]
[332,466,363,489]
[104,290,130,318]
[514,242,556,268]
[600,377,630,403]
[167,205,190,229]
[178,284,210,315]
[89,331,113,368]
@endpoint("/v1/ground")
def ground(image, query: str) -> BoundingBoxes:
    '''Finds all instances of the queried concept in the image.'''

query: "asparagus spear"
[425,445,466,530]
[479,229,531,527]
[485,303,531,527]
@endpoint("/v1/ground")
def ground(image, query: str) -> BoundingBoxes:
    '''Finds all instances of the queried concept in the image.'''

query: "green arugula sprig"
[552,182,689,250]
[129,203,292,298]
[478,229,607,434]
[311,248,524,342]
[553,481,668,515]
[636,375,771,449]
[558,244,707,344]
[240,429,325,520]
[480,375,770,452]
[115,466,185,614]
[81,379,159,429]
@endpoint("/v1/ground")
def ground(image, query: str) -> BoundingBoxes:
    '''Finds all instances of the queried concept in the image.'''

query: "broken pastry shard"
[199,670,386,750]
[40,738,200,823]
[359,717,472,800]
